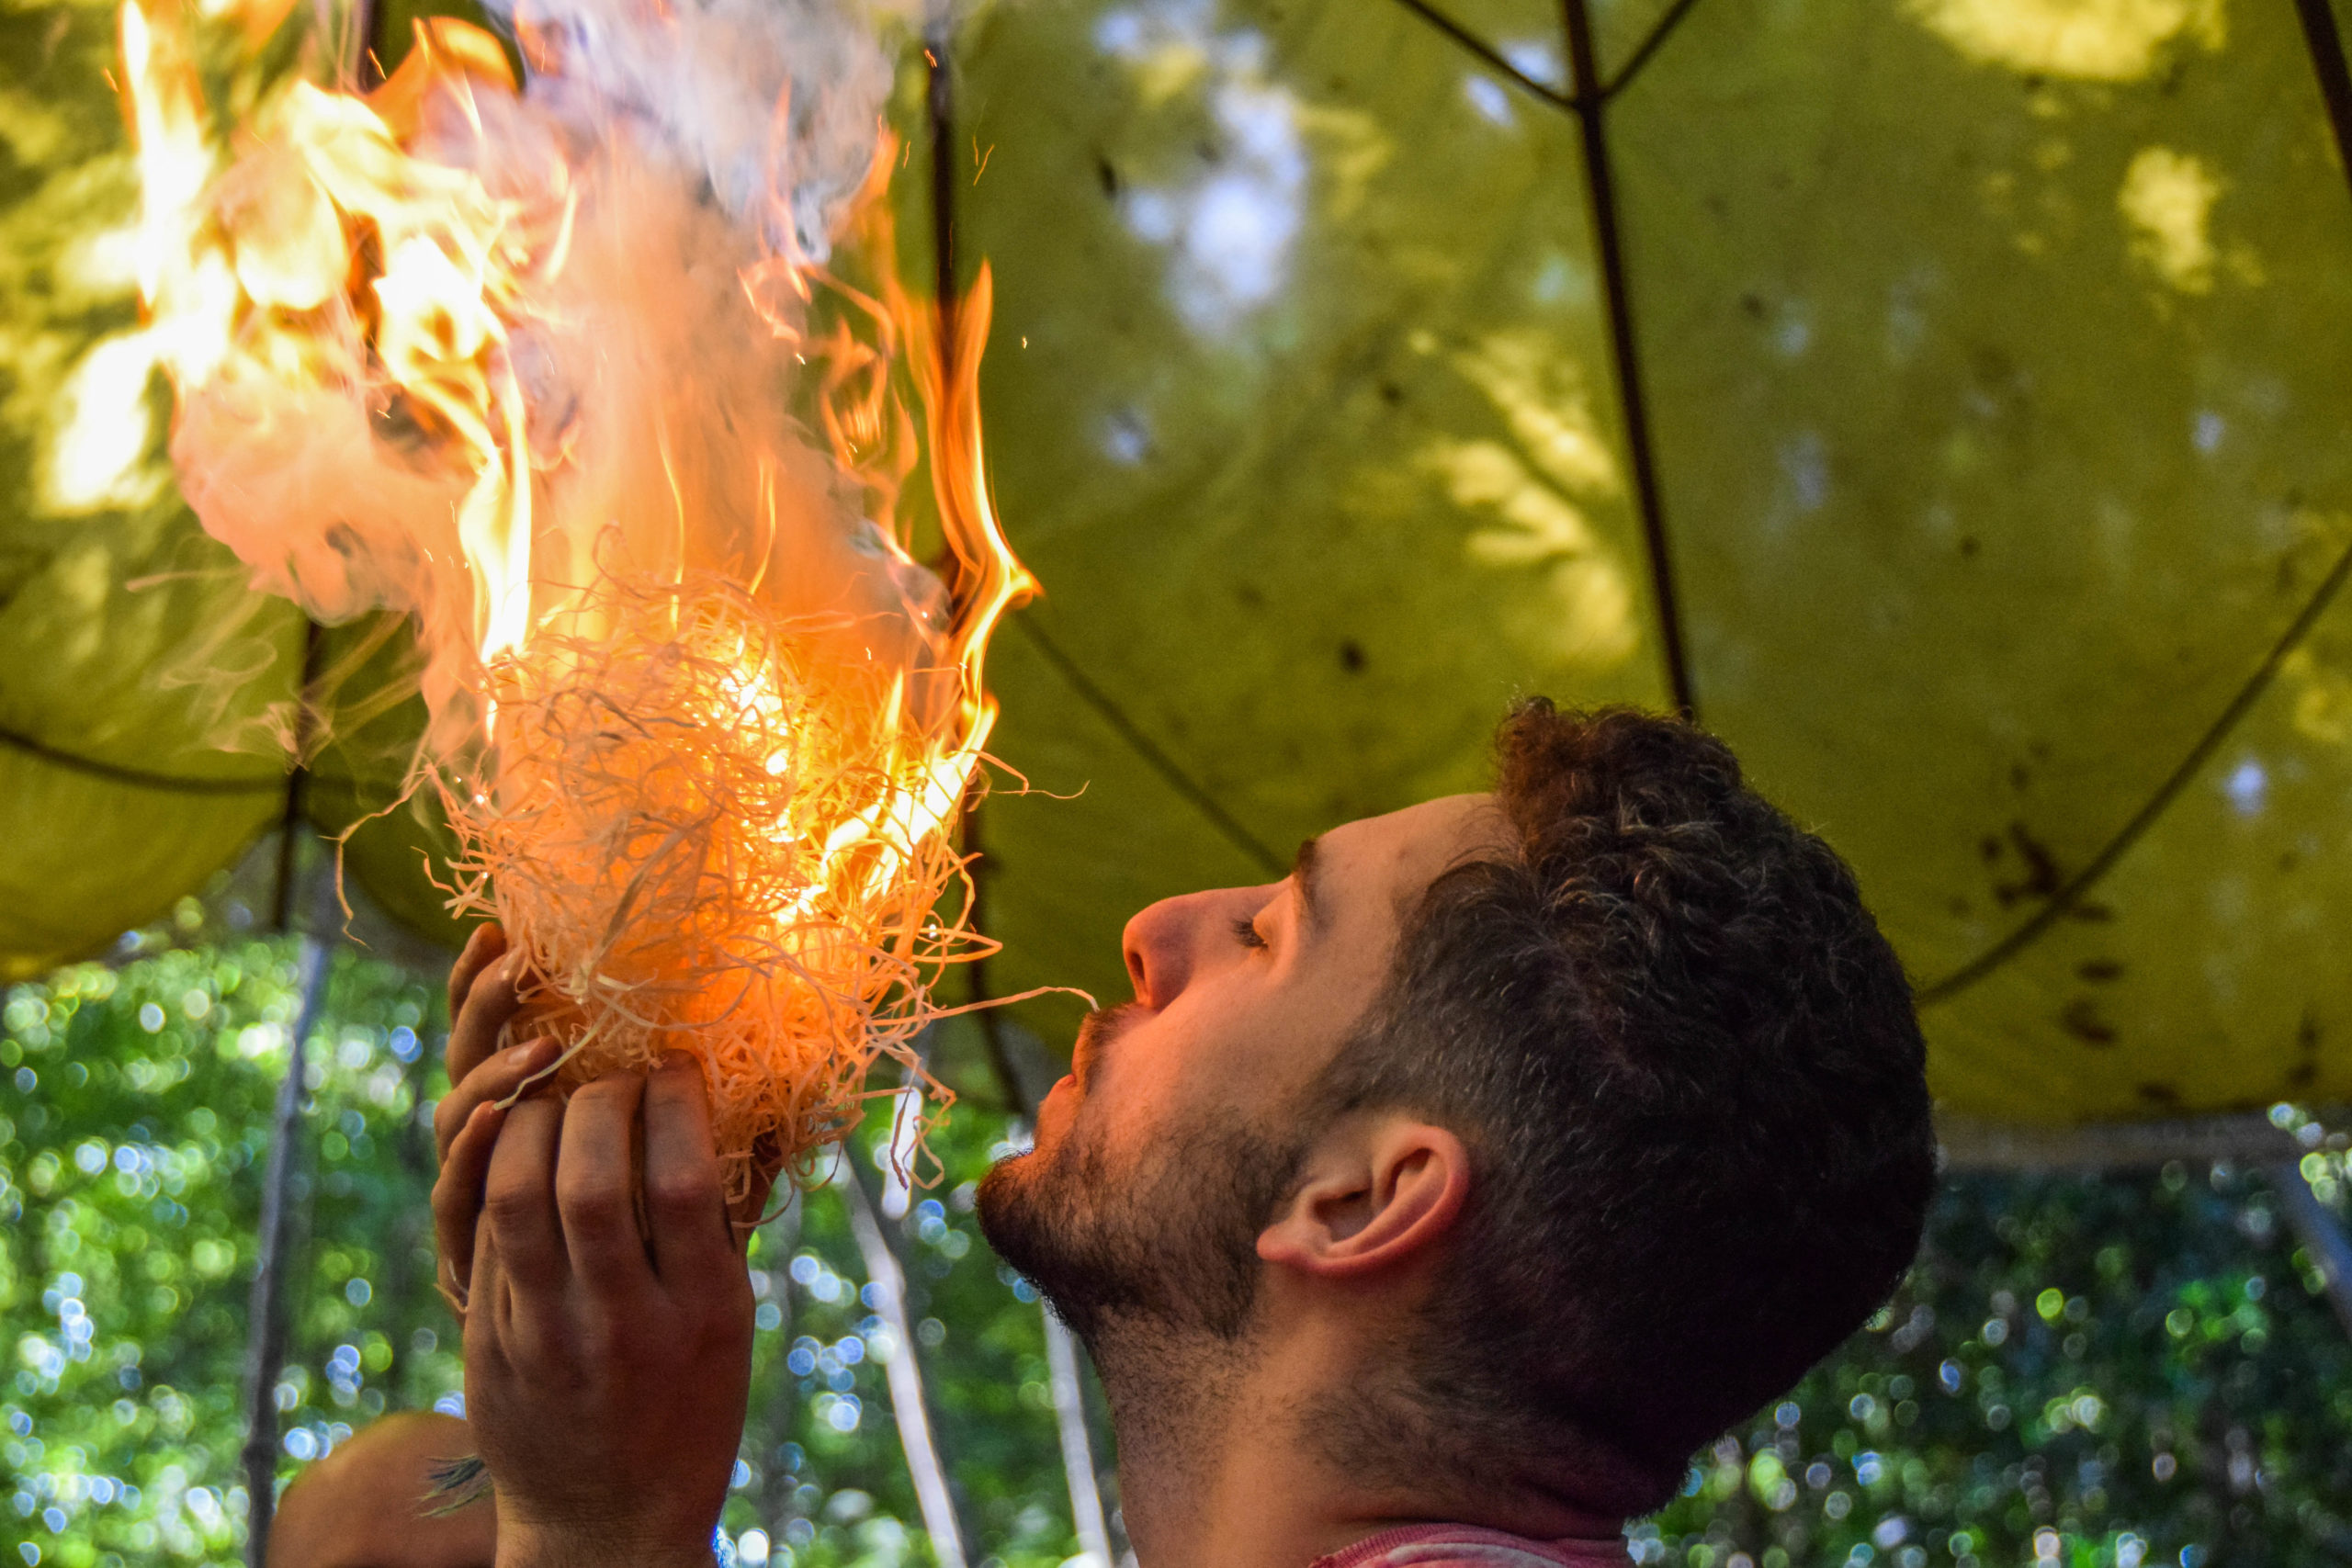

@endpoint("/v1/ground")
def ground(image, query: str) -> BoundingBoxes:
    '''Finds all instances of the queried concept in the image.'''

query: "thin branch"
[2271,1162,2352,1343]
[842,1168,967,1568]
[1560,0,1695,718]
[0,725,281,796]
[757,1191,807,1534]
[1374,0,1577,113]
[1043,1308,1114,1565]
[1917,530,2352,1004]
[2291,0,2352,213]
[1601,0,1705,101]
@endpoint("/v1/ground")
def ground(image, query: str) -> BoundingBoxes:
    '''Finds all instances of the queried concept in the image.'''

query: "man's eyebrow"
[1290,836,1325,935]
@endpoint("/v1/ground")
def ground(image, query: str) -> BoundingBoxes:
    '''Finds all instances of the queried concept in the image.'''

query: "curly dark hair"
[1305,701,1937,1516]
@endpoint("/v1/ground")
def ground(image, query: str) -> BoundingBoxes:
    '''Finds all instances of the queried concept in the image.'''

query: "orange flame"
[120,1,1036,1186]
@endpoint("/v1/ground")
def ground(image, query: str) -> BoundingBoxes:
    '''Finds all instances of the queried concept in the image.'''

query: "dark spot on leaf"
[1095,155,1119,198]
[1339,640,1366,673]
[1993,823,2063,907]
[2067,900,2116,922]
[1979,835,2002,863]
[1959,536,1981,558]
[2062,998,2117,1046]
[2010,763,2030,792]
[2136,1082,2180,1108]
[1739,293,1766,319]
[2076,959,2123,984]
[1378,381,1403,405]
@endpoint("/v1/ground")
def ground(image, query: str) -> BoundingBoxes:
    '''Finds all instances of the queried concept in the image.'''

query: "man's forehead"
[1320,792,1510,892]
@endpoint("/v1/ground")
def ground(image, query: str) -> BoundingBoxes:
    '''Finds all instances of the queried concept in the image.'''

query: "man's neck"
[1090,1318,1623,1568]
[1094,1321,1356,1568]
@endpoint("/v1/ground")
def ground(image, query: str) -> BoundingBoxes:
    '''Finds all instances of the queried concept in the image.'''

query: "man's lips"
[1066,1001,1143,1096]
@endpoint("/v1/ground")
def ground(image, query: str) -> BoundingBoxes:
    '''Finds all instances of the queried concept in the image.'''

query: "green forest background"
[6,886,2352,1568]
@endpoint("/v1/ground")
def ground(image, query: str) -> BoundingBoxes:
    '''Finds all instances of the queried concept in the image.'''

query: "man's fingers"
[447,952,528,1088]
[447,922,508,1025]
[482,1096,568,1290]
[432,1100,506,1307]
[556,1073,656,1295]
[642,1057,733,1286]
[435,1035,561,1164]
[466,1199,518,1369]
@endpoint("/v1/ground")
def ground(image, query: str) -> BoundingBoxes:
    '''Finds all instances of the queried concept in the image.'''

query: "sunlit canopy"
[6,0,2351,1123]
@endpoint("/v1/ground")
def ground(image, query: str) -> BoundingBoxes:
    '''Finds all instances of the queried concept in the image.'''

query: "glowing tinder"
[119,0,1035,1194]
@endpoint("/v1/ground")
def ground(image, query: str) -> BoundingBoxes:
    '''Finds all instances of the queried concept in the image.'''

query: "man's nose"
[1121,886,1254,1009]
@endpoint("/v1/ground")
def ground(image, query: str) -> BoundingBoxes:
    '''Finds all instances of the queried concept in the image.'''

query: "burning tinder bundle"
[119,0,1034,1193]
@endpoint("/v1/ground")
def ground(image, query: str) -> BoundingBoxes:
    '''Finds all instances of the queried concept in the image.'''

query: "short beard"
[977,1075,1303,1348]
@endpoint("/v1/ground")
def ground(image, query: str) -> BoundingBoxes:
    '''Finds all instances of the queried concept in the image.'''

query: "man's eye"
[1232,916,1268,950]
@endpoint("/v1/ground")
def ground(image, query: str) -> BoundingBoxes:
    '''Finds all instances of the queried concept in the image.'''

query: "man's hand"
[435,925,561,1310]
[435,924,783,1309]
[439,1056,754,1568]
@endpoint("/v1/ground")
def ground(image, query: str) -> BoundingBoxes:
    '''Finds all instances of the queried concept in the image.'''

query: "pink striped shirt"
[1311,1524,1634,1568]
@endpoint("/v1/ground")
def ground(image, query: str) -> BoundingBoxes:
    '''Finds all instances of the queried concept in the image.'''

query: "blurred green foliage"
[0,915,461,1566]
[6,923,2352,1568]
[1644,1156,2352,1568]
[0,910,1083,1568]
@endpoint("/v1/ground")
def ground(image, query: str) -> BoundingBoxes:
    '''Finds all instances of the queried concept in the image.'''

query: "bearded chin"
[977,1107,1304,1348]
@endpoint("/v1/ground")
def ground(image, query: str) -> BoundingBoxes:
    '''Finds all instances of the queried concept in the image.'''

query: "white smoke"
[164,0,944,750]
[494,0,897,259]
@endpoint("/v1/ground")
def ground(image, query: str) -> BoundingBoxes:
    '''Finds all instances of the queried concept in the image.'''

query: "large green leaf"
[13,0,2352,1123]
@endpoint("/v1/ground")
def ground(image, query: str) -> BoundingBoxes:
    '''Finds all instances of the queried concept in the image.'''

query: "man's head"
[979,702,1936,1516]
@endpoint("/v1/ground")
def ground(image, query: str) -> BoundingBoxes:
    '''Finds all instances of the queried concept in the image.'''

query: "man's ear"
[1256,1114,1469,1280]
